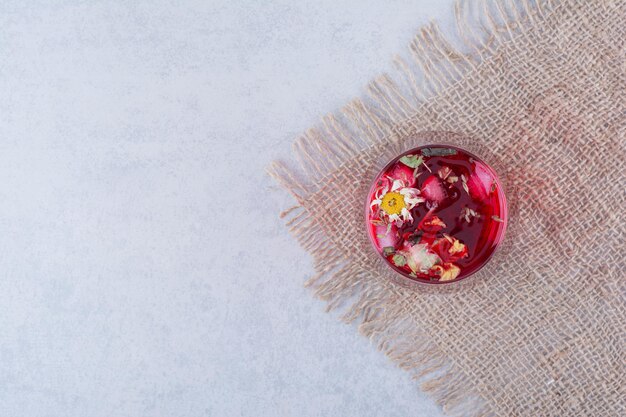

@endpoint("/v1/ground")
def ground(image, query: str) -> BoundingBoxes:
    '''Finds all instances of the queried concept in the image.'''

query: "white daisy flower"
[370,179,424,227]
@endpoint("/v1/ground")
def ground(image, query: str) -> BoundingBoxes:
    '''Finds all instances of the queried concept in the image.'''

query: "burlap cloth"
[269,0,625,415]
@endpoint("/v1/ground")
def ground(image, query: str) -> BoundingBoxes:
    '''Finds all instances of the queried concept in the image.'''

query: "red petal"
[430,236,468,263]
[389,163,416,187]
[430,238,450,261]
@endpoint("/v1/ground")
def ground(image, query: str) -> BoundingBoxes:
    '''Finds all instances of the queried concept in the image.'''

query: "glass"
[365,143,507,284]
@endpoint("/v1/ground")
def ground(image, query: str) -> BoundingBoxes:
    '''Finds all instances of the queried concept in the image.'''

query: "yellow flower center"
[380,192,406,216]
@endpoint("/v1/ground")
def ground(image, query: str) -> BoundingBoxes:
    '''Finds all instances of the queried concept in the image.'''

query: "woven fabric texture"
[269,1,625,415]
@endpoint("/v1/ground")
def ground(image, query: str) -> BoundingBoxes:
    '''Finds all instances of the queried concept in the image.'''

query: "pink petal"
[375,224,398,248]
[421,176,446,204]
[467,162,494,201]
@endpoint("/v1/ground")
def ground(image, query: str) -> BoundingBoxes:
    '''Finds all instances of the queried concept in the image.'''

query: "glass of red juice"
[365,144,507,284]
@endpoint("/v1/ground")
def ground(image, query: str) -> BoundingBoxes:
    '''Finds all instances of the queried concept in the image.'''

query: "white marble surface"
[0,1,456,416]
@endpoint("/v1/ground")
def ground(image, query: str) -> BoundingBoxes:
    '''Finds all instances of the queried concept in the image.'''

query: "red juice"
[365,144,507,284]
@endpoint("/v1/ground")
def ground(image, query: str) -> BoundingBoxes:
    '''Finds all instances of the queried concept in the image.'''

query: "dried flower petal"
[460,207,480,223]
[431,234,468,263]
[432,263,461,281]
[382,247,396,257]
[438,166,452,180]
[420,215,446,233]
[401,244,440,274]
[392,254,407,267]
[399,155,423,169]
[449,239,467,256]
